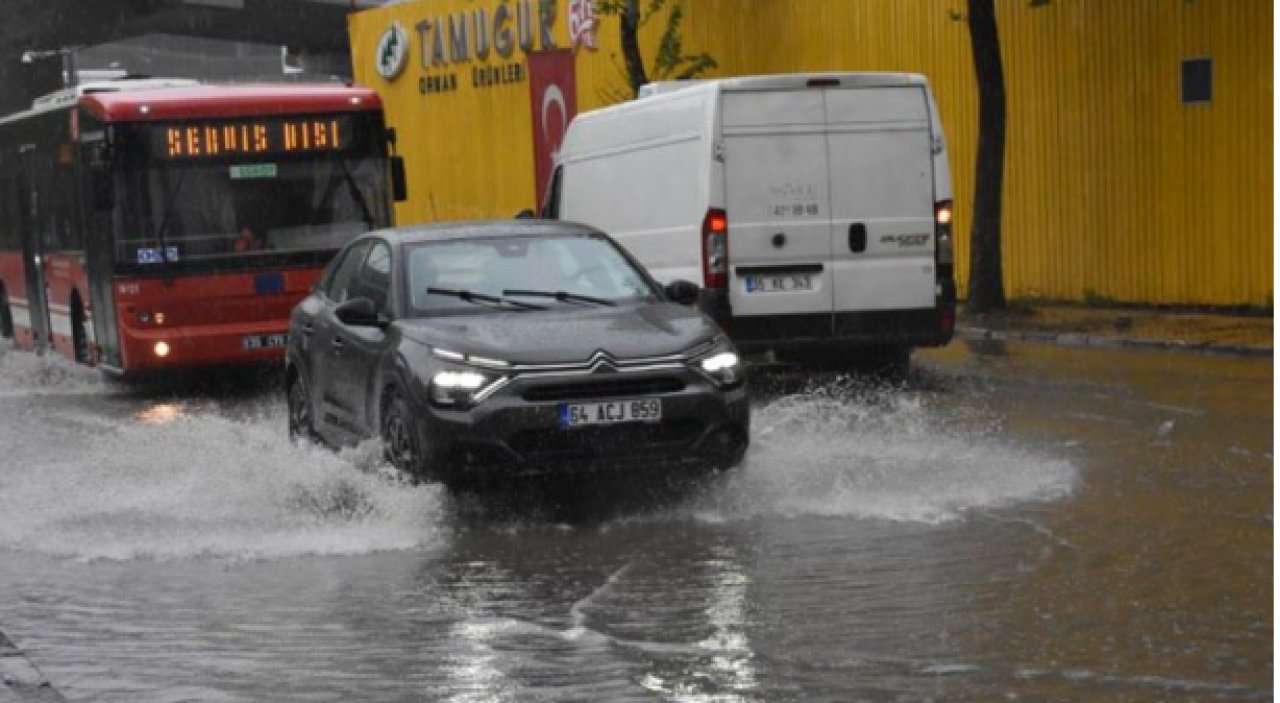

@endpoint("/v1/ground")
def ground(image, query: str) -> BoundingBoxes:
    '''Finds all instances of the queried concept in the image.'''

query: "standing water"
[0,339,1269,702]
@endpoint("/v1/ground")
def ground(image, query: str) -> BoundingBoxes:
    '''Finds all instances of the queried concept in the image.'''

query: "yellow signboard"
[351,0,1272,307]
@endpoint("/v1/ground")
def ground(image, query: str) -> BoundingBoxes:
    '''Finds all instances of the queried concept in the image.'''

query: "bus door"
[80,133,120,368]
[15,146,51,354]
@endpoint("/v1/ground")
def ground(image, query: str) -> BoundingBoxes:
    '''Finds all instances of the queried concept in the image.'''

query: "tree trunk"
[965,0,1007,313]
[619,0,649,96]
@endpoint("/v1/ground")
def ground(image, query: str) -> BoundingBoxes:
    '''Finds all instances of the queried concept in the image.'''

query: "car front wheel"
[382,389,427,481]
[287,372,316,443]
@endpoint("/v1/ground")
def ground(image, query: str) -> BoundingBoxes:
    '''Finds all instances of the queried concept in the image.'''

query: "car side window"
[350,241,392,312]
[327,240,372,304]
[314,250,347,297]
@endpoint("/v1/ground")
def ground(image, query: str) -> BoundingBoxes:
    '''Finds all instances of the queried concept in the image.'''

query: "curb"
[957,326,1273,358]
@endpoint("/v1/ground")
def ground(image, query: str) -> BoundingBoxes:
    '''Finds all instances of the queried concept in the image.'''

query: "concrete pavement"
[958,304,1273,357]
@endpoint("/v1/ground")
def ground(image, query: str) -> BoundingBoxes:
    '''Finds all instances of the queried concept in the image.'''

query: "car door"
[327,239,394,437]
[310,239,371,445]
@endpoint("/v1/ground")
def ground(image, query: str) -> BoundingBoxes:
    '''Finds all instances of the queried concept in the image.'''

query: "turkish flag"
[527,50,578,211]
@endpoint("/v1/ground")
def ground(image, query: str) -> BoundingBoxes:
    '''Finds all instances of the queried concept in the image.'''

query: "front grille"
[521,376,685,402]
[507,419,704,461]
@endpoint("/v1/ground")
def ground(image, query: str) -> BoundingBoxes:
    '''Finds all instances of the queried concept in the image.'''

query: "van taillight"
[935,201,953,226]
[702,209,729,289]
[935,200,954,269]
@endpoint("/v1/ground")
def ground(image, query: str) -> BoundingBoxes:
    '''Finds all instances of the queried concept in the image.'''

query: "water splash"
[0,407,444,561]
[0,341,107,396]
[687,378,1078,524]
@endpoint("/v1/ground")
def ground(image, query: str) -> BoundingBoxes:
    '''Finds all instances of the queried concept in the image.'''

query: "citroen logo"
[587,350,620,373]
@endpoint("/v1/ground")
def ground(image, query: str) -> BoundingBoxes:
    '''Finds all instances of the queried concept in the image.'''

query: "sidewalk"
[957,304,1273,357]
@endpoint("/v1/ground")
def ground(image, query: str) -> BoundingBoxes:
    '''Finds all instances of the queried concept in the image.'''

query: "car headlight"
[428,369,494,408]
[696,349,744,388]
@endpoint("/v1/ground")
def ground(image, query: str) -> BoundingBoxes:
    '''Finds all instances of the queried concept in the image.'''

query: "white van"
[545,72,956,361]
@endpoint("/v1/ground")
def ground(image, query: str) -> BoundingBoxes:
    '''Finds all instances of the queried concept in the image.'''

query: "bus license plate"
[745,274,813,293]
[559,399,663,428]
[243,334,289,350]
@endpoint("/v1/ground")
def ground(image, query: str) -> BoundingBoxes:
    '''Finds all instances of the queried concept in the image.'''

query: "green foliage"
[596,0,718,96]
[651,2,718,80]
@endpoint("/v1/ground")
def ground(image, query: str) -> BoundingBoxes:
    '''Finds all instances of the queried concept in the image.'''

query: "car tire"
[287,371,317,443]
[382,388,428,481]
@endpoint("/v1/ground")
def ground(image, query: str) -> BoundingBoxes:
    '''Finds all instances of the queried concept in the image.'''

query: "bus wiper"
[337,158,375,228]
[425,287,546,311]
[502,289,617,307]
[153,168,187,281]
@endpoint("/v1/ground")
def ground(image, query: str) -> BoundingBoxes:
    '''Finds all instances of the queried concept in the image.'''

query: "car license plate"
[744,273,813,293]
[243,333,289,350]
[559,399,663,428]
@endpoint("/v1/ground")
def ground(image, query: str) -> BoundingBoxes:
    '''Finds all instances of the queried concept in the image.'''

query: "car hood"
[395,303,720,365]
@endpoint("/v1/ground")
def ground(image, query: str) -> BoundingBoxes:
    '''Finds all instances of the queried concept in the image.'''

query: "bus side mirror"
[390,155,407,202]
[91,167,113,211]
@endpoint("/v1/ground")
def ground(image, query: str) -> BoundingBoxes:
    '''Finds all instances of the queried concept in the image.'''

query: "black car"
[284,220,750,486]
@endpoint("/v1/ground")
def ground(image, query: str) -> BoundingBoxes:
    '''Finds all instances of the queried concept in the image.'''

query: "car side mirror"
[390,155,408,202]
[335,297,386,328]
[665,279,701,306]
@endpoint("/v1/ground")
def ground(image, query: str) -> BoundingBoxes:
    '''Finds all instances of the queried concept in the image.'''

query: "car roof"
[367,220,606,246]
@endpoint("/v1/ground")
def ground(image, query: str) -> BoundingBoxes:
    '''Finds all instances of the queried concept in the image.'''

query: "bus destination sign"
[156,116,353,160]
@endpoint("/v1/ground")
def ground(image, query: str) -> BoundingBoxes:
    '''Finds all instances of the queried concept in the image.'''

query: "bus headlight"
[153,341,171,358]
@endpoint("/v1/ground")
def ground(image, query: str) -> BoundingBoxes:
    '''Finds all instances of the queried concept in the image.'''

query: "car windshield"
[404,235,657,316]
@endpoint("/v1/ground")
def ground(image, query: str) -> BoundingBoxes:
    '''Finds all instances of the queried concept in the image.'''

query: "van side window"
[542,166,563,219]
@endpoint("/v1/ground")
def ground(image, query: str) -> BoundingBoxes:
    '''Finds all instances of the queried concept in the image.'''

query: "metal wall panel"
[352,0,1272,306]
[661,0,1271,306]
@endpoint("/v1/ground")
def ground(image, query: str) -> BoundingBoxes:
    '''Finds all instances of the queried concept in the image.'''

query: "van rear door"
[722,90,834,325]
[825,86,936,314]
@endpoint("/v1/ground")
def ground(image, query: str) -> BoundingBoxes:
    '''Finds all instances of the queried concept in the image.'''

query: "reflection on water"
[135,402,187,425]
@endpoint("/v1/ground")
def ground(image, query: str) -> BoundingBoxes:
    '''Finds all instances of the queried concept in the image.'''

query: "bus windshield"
[112,115,391,270]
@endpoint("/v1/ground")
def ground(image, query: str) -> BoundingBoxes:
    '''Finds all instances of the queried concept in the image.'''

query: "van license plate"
[559,399,663,428]
[745,274,813,293]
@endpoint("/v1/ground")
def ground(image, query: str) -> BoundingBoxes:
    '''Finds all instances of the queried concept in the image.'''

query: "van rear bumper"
[730,306,955,351]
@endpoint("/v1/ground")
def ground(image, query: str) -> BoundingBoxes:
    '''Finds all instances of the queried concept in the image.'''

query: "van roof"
[638,72,928,98]
[560,72,934,162]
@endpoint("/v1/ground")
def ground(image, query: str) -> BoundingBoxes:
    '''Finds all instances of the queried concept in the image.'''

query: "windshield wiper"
[502,289,617,307]
[426,287,546,311]
[153,167,187,282]
[336,157,375,228]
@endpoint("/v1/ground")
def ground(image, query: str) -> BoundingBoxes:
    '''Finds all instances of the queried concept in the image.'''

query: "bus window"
[112,118,391,270]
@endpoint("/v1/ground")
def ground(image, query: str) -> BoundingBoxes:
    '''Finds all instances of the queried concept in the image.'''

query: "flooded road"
[0,340,1270,702]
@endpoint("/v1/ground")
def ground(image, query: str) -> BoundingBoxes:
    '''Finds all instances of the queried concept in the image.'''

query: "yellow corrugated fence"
[351,0,1273,307]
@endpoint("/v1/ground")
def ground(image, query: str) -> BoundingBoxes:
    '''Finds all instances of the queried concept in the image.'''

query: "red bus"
[0,78,403,376]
